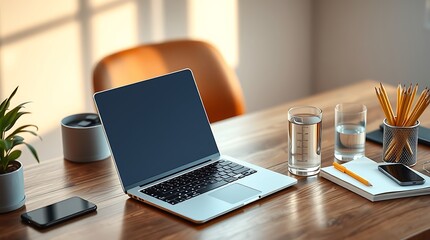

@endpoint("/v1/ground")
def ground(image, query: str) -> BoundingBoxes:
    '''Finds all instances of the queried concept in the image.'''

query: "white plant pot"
[0,161,25,213]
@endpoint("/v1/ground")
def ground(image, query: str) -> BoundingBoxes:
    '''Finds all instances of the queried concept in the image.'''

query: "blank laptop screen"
[94,70,219,189]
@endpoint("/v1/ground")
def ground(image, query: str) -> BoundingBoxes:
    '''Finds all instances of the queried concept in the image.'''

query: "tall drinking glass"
[334,103,367,162]
[288,106,322,176]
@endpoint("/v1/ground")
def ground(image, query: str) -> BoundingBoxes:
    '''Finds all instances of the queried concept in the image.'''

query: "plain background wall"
[237,0,312,111]
[313,0,430,92]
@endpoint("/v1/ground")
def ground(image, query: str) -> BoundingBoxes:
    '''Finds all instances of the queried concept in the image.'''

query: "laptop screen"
[94,69,219,190]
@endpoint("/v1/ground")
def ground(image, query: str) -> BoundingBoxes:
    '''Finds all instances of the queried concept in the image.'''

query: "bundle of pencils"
[375,83,430,162]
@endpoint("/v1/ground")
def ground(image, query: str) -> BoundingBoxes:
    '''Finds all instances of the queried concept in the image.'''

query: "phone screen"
[21,197,97,228]
[378,163,425,186]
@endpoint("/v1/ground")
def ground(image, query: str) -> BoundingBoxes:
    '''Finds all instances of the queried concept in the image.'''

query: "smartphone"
[21,196,97,228]
[417,125,430,145]
[378,163,425,186]
[366,128,384,144]
[366,124,430,146]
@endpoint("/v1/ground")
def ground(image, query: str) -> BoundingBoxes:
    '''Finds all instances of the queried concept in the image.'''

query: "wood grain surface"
[1,80,430,240]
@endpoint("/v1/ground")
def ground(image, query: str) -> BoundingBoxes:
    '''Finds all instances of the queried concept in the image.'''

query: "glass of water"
[334,103,367,162]
[288,106,322,176]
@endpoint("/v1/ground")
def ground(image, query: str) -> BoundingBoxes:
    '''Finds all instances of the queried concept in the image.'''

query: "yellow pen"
[333,162,373,187]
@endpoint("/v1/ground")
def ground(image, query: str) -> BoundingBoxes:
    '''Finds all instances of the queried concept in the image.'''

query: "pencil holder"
[382,119,419,166]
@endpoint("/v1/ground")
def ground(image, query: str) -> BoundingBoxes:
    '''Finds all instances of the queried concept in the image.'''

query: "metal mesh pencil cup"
[382,119,419,166]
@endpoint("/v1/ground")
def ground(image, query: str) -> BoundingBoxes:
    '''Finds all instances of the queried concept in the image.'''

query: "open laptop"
[93,69,297,223]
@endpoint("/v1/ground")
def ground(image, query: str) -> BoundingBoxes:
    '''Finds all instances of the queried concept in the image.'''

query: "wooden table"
[1,80,430,239]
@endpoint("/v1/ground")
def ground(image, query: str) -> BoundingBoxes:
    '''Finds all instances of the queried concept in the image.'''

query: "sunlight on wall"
[0,0,83,135]
[148,0,165,41]
[90,0,123,8]
[91,2,139,64]
[1,22,84,162]
[187,0,238,67]
[0,0,77,38]
[1,22,84,131]
[0,0,141,162]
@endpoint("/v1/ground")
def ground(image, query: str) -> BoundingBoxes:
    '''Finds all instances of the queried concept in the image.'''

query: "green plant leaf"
[0,139,12,151]
[0,143,4,161]
[11,136,24,148]
[1,157,8,172]
[0,139,6,151]
[0,86,40,169]
[24,143,39,163]
[0,105,21,133]
[2,105,30,132]
[1,100,28,120]
[0,139,6,167]
[7,112,30,130]
[0,86,18,118]
[0,99,8,117]
[5,124,39,140]
[9,130,39,140]
[8,150,21,162]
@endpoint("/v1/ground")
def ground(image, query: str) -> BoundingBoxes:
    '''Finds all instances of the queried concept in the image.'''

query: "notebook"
[93,69,297,223]
[320,157,430,201]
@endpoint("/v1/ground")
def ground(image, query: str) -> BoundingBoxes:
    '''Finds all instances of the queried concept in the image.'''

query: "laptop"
[93,69,297,223]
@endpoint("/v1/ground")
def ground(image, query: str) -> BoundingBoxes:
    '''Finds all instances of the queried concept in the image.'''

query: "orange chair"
[93,39,245,123]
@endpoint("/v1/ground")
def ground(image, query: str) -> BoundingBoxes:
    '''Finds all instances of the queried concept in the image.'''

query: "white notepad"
[320,157,430,201]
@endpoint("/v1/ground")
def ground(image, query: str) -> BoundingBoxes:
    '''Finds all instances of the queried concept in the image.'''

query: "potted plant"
[0,87,39,213]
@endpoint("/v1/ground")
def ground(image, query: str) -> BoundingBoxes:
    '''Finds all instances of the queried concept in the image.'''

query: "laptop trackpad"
[209,183,261,204]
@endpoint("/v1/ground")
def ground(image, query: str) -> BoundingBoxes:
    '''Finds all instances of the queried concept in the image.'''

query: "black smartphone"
[417,125,430,145]
[366,124,430,146]
[21,196,97,228]
[378,163,425,186]
[366,128,384,144]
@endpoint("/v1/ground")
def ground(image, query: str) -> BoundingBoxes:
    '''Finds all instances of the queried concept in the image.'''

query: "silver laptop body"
[93,69,297,223]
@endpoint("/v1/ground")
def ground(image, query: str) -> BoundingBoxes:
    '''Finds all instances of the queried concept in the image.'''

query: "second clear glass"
[334,103,367,162]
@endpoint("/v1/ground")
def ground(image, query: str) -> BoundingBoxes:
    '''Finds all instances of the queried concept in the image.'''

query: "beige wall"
[237,0,313,111]
[313,0,430,92]
[0,0,312,163]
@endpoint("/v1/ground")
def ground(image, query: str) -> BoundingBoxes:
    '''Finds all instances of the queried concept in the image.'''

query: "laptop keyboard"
[140,160,257,205]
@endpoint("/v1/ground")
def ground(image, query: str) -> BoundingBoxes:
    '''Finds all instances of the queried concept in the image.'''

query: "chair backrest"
[93,39,245,123]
